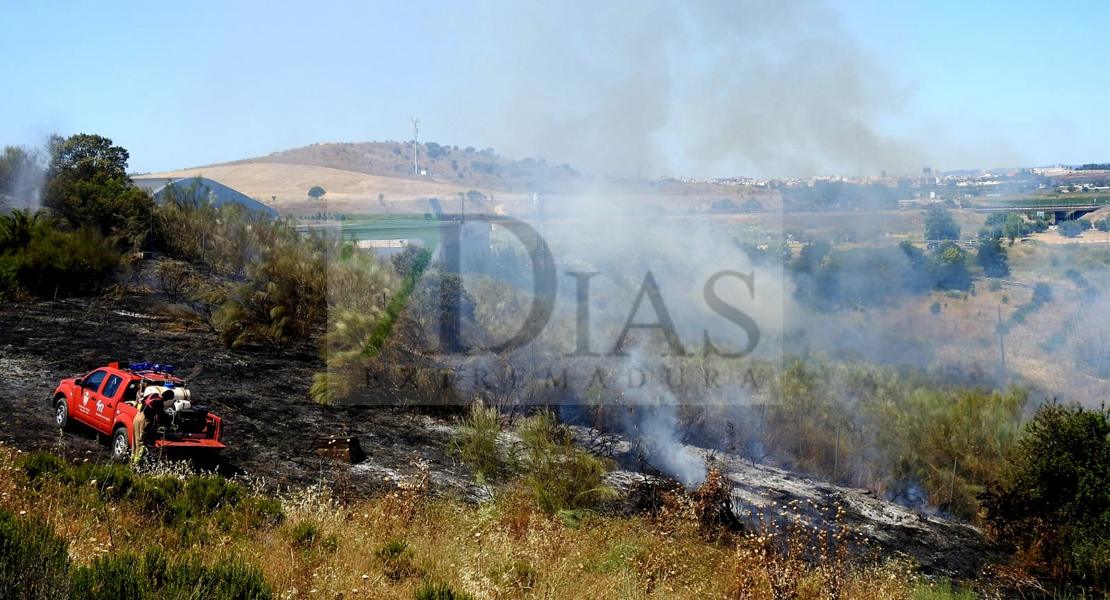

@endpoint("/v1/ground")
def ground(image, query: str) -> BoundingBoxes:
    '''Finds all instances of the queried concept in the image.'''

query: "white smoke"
[467,0,929,178]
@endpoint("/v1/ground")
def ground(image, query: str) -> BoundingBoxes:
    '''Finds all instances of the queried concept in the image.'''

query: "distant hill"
[148,141,778,217]
[215,141,583,194]
[146,141,593,217]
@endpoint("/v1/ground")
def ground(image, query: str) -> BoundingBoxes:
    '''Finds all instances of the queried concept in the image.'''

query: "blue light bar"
[153,363,162,372]
[165,365,175,374]
[130,362,151,371]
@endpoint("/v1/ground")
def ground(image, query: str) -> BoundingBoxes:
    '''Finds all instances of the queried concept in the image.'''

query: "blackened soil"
[0,292,470,496]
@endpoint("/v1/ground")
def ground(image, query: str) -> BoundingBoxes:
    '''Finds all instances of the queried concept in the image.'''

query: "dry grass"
[0,444,940,600]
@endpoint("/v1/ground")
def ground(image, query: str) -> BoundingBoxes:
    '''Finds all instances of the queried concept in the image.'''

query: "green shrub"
[517,412,617,514]
[454,403,506,484]
[980,402,1110,591]
[72,547,272,600]
[286,520,334,553]
[17,452,67,484]
[50,461,281,535]
[61,462,140,501]
[72,552,143,600]
[0,510,72,600]
[0,210,120,298]
[375,540,418,581]
[413,580,474,600]
[1032,282,1053,304]
[930,301,941,315]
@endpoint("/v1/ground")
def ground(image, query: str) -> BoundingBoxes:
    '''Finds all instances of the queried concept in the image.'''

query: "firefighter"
[132,387,173,460]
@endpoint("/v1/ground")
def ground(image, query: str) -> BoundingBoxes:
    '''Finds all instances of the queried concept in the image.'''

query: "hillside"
[147,141,779,217]
[143,162,526,218]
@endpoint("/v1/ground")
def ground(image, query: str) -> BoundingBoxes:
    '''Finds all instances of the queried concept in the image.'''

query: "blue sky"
[1,0,1106,177]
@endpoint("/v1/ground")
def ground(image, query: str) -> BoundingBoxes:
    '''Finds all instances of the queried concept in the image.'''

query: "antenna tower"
[412,117,420,175]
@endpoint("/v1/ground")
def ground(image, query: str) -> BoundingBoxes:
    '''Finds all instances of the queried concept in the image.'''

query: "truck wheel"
[54,399,72,432]
[111,427,130,460]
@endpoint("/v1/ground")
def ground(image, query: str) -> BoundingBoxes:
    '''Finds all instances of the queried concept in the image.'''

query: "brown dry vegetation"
[0,444,950,600]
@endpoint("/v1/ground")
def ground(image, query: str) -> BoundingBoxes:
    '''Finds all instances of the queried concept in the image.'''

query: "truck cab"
[53,362,224,459]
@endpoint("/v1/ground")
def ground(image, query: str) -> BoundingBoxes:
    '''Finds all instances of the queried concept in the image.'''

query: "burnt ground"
[0,292,473,496]
[0,284,1002,578]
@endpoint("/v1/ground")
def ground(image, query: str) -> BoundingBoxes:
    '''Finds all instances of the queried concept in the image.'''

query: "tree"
[1094,217,1110,232]
[924,205,960,241]
[465,190,486,205]
[45,133,128,182]
[931,242,971,290]
[1002,213,1028,244]
[980,403,1110,589]
[308,185,326,200]
[1058,220,1091,238]
[977,238,1010,278]
[41,133,153,247]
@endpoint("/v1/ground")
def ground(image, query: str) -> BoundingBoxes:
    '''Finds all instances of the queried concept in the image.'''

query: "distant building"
[338,218,491,262]
[132,177,278,219]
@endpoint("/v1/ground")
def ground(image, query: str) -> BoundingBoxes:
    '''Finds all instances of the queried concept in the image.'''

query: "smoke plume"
[472,0,928,178]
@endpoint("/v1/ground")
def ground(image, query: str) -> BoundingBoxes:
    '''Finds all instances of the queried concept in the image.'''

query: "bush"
[517,412,617,513]
[287,520,337,554]
[930,301,941,315]
[980,403,1110,590]
[207,232,327,350]
[1032,282,1053,304]
[375,540,418,581]
[0,510,72,600]
[72,547,272,600]
[0,210,120,299]
[1059,220,1091,238]
[17,452,67,484]
[413,581,474,600]
[454,403,505,484]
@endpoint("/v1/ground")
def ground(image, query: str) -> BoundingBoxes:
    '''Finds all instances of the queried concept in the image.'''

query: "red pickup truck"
[52,362,225,459]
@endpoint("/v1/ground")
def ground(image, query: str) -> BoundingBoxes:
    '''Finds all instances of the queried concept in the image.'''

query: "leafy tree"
[977,238,1010,278]
[1059,219,1091,238]
[465,190,486,205]
[308,185,326,200]
[924,205,960,241]
[930,242,971,290]
[1094,217,1110,232]
[42,133,154,248]
[1002,213,1028,243]
[425,142,447,159]
[980,403,1110,590]
[45,133,128,182]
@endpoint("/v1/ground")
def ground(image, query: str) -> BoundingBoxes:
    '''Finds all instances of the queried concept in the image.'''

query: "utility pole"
[855,94,862,180]
[998,305,1007,374]
[412,117,420,175]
